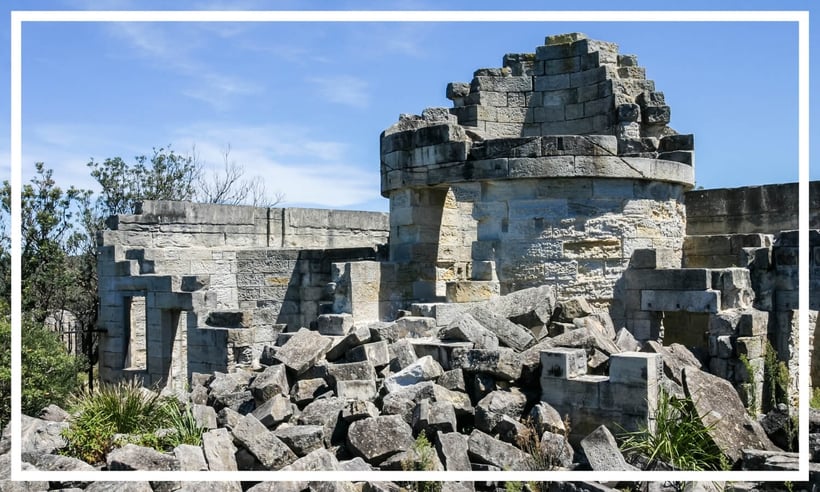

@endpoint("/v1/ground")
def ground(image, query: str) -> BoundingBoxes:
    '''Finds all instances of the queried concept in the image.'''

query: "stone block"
[580,425,639,471]
[273,425,325,458]
[274,329,332,375]
[326,325,371,362]
[346,415,415,465]
[445,280,500,303]
[202,428,238,471]
[317,314,354,336]
[629,248,681,269]
[436,431,471,471]
[474,389,527,434]
[412,399,457,435]
[451,348,522,381]
[383,355,444,393]
[232,414,297,470]
[347,341,391,367]
[439,312,499,350]
[540,347,588,379]
[641,289,720,313]
[608,352,662,385]
[336,379,378,401]
[467,429,531,471]
[471,75,532,93]
[467,306,534,351]
[251,394,293,428]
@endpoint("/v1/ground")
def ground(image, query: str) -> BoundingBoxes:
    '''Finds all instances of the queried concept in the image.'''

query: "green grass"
[619,388,728,471]
[60,379,205,464]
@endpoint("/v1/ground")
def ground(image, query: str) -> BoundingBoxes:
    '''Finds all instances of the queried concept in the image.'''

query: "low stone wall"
[684,182,820,236]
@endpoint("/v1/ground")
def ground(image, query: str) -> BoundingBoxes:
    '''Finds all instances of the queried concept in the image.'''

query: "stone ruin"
[80,33,817,476]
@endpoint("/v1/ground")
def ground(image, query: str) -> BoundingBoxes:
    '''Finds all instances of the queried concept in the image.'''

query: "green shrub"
[61,379,204,464]
[619,388,728,471]
[763,340,790,410]
[811,388,820,409]
[401,433,442,492]
[21,317,85,417]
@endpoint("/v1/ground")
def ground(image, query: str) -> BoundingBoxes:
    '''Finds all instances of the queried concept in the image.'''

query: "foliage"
[763,340,790,410]
[61,380,204,464]
[0,305,9,428]
[619,388,728,471]
[811,388,820,409]
[401,433,442,492]
[195,145,284,208]
[21,317,85,416]
[738,354,758,416]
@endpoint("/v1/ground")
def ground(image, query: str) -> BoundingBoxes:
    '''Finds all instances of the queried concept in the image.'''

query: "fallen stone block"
[480,284,556,328]
[432,384,474,417]
[327,360,377,387]
[495,414,527,444]
[317,313,354,336]
[208,370,253,395]
[377,316,438,343]
[614,327,642,352]
[436,431,471,471]
[381,381,437,424]
[174,444,208,471]
[215,408,242,431]
[439,312,500,350]
[341,399,380,423]
[291,378,331,406]
[249,363,290,403]
[643,340,702,385]
[339,456,374,471]
[251,393,293,428]
[232,413,297,470]
[682,366,777,464]
[192,403,217,430]
[107,443,179,471]
[580,425,638,471]
[347,340,391,367]
[202,429,239,471]
[389,338,419,371]
[410,339,473,371]
[475,389,527,434]
[207,389,255,414]
[556,297,592,321]
[274,328,333,374]
[280,447,342,471]
[346,415,415,465]
[438,368,466,392]
[38,404,69,422]
[297,397,347,447]
[21,452,96,472]
[467,429,532,471]
[273,425,326,458]
[529,401,567,436]
[467,306,535,351]
[326,325,372,362]
[336,379,378,401]
[551,326,620,357]
[451,347,523,381]
[540,430,575,469]
[383,355,444,393]
[412,399,457,435]
[21,415,68,455]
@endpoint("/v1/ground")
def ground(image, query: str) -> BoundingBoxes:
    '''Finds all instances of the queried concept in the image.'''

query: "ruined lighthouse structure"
[379,32,694,335]
[96,34,790,438]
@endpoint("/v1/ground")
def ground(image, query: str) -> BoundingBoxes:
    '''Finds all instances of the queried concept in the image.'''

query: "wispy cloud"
[104,22,261,111]
[307,75,370,109]
[173,123,377,208]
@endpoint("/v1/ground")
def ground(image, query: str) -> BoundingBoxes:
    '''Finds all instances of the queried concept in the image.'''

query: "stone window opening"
[123,294,147,371]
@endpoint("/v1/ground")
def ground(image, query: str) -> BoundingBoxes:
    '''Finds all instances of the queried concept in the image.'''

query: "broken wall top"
[380,33,695,196]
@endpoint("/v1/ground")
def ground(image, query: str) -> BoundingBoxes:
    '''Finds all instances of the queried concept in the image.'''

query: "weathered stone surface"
[551,326,620,357]
[432,384,474,417]
[192,403,217,430]
[317,313,354,336]
[556,297,593,320]
[540,430,574,468]
[327,360,376,386]
[251,393,293,428]
[347,340,391,367]
[340,456,373,471]
[529,401,566,435]
[174,443,208,471]
[273,424,325,457]
[21,452,96,472]
[280,447,341,471]
[438,368,466,392]
[231,414,297,470]
[383,355,444,393]
[580,425,638,471]
[249,364,289,403]
[381,381,437,423]
[467,429,531,471]
[208,370,253,395]
[216,407,243,430]
[107,444,179,471]
[20,415,68,455]
[682,367,776,463]
[377,316,438,342]
[84,482,154,492]
[202,428,238,471]
[451,347,523,381]
[439,312,499,350]
[467,306,535,351]
[481,284,556,328]
[740,449,799,471]
[274,328,332,374]
[346,415,415,465]
[759,405,798,452]
[436,431,471,471]
[291,377,331,405]
[336,379,378,401]
[326,325,371,361]
[614,327,642,352]
[341,399,380,423]
[38,404,69,422]
[298,397,346,446]
[208,389,255,414]
[475,389,527,434]
[644,340,701,385]
[412,399,457,435]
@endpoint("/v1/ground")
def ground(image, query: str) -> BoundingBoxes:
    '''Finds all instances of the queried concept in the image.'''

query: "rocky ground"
[2,285,819,491]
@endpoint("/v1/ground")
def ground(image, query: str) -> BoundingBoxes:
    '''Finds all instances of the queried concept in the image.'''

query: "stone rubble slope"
[8,283,809,492]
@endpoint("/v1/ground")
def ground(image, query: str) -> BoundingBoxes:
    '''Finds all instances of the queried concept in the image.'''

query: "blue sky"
[3,1,815,212]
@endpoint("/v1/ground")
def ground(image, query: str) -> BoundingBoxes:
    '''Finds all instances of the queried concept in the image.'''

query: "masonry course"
[53,32,816,483]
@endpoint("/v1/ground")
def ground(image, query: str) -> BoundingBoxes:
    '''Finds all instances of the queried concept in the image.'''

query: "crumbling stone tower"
[380,33,695,327]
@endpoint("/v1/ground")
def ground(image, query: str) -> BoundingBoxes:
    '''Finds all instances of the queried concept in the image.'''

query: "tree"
[195,145,284,208]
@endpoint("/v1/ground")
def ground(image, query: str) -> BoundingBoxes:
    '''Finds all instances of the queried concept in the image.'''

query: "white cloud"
[306,75,370,109]
[173,123,378,208]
